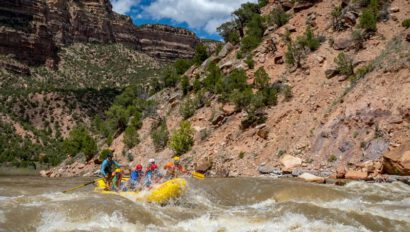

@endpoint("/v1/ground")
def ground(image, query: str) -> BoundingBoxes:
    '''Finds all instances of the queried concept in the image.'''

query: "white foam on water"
[0,196,10,202]
[0,210,6,223]
[37,210,143,232]
[344,181,410,196]
[158,212,370,232]
[297,198,410,223]
[231,198,277,212]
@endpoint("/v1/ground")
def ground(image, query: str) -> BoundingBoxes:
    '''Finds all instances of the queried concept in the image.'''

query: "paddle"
[62,178,102,193]
[191,171,205,180]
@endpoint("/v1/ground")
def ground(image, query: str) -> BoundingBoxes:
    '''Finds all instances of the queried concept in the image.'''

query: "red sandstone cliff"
[0,0,199,67]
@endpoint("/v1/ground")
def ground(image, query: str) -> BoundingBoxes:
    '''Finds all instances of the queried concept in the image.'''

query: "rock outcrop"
[383,142,410,175]
[0,0,200,67]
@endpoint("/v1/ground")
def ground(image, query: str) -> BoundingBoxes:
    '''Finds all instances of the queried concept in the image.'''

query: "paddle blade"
[192,171,205,180]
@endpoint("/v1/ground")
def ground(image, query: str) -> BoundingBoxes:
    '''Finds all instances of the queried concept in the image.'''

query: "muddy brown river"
[0,176,409,232]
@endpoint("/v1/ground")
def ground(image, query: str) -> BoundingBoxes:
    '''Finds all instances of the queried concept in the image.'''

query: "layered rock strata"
[0,0,199,67]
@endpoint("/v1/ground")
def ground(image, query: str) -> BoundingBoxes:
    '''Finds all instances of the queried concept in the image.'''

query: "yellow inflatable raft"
[94,178,187,204]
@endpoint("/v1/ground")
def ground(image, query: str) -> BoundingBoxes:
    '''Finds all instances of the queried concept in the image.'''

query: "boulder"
[299,173,325,183]
[333,34,354,50]
[325,68,339,79]
[257,127,269,140]
[280,155,302,173]
[258,165,282,175]
[383,142,410,175]
[345,169,368,180]
[336,166,346,179]
[363,138,389,161]
[222,104,236,115]
[389,7,399,13]
[217,43,233,58]
[196,160,213,173]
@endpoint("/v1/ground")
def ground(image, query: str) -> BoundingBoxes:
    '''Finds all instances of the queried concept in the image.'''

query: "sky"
[109,0,257,41]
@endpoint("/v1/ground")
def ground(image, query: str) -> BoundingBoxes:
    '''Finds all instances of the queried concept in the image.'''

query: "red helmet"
[136,164,143,171]
[151,164,158,170]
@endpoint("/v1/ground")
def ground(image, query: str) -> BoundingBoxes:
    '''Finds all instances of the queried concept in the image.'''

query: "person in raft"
[144,159,160,188]
[112,168,127,192]
[164,156,186,179]
[128,164,144,191]
[100,152,121,190]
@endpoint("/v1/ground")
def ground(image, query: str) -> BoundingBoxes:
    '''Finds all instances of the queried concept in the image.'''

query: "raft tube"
[94,178,187,204]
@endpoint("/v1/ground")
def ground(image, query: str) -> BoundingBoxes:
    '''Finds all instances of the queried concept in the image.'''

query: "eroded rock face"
[383,142,410,175]
[0,0,200,66]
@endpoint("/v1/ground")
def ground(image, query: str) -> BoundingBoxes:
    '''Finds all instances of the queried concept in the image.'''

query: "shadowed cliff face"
[0,0,199,67]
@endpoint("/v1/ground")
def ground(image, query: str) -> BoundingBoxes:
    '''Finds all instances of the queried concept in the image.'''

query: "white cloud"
[111,0,140,14]
[143,0,257,34]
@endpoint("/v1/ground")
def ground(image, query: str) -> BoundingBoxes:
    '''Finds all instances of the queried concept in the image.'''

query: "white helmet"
[149,158,155,164]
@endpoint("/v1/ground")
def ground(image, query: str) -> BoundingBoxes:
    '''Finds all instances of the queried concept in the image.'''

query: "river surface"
[0,176,409,232]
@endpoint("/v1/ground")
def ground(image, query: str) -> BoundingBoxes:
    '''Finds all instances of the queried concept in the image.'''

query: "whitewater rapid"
[0,176,409,232]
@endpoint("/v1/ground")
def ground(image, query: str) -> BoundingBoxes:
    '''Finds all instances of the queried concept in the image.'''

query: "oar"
[191,171,205,180]
[62,178,102,193]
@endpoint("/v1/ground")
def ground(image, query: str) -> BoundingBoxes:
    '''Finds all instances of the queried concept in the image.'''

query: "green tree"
[335,52,354,76]
[175,59,193,75]
[241,14,265,53]
[254,67,270,90]
[151,118,169,152]
[179,98,197,119]
[123,126,139,148]
[63,126,97,161]
[269,8,289,27]
[193,44,209,65]
[180,75,191,96]
[359,8,377,32]
[233,2,261,37]
[217,21,240,44]
[169,121,194,155]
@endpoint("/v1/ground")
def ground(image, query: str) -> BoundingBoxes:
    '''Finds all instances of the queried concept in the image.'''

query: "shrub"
[254,67,270,90]
[258,0,268,8]
[99,149,111,160]
[162,66,179,88]
[269,8,289,27]
[331,6,343,31]
[106,105,129,132]
[282,85,293,101]
[217,21,240,44]
[151,118,169,152]
[180,75,191,96]
[297,27,321,51]
[241,112,267,130]
[169,121,194,155]
[129,111,142,129]
[241,14,265,53]
[236,51,243,59]
[328,154,337,162]
[204,62,223,93]
[179,98,197,119]
[239,152,245,159]
[402,19,410,29]
[175,59,193,75]
[285,42,304,67]
[123,126,139,148]
[351,29,365,50]
[245,55,255,69]
[63,126,97,161]
[335,52,354,76]
[230,88,254,111]
[193,76,201,93]
[193,44,209,65]
[359,8,377,32]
